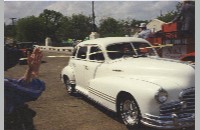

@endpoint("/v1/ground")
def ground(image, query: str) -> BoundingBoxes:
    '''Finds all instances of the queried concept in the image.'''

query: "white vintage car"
[61,37,195,129]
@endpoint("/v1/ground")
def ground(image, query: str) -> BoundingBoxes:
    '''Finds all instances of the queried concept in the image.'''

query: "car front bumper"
[141,87,195,129]
[141,112,194,129]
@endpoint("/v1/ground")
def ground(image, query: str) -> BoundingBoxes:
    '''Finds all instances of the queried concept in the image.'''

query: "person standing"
[137,23,152,39]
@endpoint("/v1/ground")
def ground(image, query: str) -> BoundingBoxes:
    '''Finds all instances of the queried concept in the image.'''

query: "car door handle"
[112,69,122,72]
[84,65,89,70]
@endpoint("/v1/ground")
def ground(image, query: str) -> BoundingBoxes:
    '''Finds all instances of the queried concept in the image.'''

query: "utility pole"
[92,1,96,32]
[89,1,100,39]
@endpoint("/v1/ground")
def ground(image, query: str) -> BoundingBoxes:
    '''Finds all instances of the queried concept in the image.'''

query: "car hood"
[104,57,195,88]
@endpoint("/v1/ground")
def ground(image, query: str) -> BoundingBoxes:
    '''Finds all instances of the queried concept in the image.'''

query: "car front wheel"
[118,94,141,128]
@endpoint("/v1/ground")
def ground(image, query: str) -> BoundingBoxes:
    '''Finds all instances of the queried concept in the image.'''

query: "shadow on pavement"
[69,93,152,130]
[70,93,195,130]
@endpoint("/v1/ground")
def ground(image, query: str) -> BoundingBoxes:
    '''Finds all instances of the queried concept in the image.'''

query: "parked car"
[61,37,195,129]
[180,52,195,63]
[16,42,35,64]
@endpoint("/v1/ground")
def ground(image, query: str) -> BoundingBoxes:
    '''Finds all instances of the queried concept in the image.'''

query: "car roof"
[77,37,150,47]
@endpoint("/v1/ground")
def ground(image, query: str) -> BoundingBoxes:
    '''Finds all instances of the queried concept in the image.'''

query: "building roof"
[147,19,166,32]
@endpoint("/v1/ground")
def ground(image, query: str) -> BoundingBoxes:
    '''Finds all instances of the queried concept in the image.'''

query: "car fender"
[88,76,163,116]
[61,65,75,83]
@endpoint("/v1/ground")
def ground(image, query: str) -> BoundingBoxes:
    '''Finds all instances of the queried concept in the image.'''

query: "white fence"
[37,46,74,53]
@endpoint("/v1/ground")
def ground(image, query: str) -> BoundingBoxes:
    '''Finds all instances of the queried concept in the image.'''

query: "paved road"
[4,51,194,130]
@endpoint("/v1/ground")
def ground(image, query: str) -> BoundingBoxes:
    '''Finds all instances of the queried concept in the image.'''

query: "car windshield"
[106,42,157,60]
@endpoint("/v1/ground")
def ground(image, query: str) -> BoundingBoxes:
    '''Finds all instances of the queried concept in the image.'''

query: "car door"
[84,45,105,86]
[74,45,105,95]
[73,46,88,94]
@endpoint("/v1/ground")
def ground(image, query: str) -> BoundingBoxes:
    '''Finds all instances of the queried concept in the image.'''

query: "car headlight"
[155,88,168,104]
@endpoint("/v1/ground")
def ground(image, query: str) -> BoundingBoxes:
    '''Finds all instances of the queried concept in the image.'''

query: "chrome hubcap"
[120,100,139,125]
[65,80,72,92]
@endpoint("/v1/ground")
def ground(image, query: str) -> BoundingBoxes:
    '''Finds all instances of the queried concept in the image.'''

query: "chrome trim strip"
[88,87,115,104]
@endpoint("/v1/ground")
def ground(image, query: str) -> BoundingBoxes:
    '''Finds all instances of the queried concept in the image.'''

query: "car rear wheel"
[63,76,76,94]
[118,94,140,128]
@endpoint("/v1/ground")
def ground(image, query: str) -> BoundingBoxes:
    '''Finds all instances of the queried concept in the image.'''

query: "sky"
[4,1,180,25]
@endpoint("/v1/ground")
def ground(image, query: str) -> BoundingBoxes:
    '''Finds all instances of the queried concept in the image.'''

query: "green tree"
[16,16,45,43]
[69,14,93,40]
[119,19,131,36]
[39,9,64,43]
[57,14,93,40]
[55,16,71,41]
[99,17,124,37]
[55,14,93,42]
[156,2,182,22]
[157,11,177,22]
[4,24,15,38]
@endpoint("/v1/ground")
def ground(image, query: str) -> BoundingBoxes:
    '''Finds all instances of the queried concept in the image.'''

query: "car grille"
[159,87,195,116]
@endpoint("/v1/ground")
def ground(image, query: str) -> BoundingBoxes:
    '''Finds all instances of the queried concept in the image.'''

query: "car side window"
[132,42,155,56]
[89,46,105,61]
[77,46,87,59]
[107,43,134,59]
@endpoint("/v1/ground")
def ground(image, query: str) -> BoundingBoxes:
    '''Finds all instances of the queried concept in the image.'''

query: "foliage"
[68,14,93,40]
[39,9,64,43]
[55,16,71,41]
[5,2,181,45]
[157,11,177,23]
[5,25,16,38]
[99,17,124,37]
[156,2,181,23]
[15,16,45,43]
[56,14,93,41]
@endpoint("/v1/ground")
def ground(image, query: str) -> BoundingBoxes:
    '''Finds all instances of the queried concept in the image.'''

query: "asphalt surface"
[4,51,195,130]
